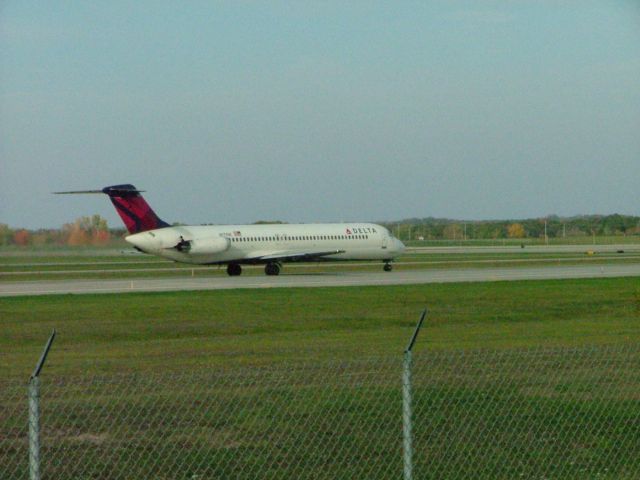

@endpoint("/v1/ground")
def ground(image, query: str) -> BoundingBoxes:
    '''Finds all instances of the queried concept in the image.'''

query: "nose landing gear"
[383,261,393,272]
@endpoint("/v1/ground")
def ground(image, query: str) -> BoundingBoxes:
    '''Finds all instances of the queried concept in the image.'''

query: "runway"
[2,263,639,297]
[408,244,640,254]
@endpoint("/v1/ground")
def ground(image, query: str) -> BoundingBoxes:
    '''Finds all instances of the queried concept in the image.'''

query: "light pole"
[544,219,548,245]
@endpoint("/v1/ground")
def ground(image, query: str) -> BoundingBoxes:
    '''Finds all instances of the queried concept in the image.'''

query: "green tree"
[0,224,13,246]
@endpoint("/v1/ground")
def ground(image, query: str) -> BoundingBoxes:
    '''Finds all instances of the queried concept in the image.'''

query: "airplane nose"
[126,231,160,253]
[396,238,406,253]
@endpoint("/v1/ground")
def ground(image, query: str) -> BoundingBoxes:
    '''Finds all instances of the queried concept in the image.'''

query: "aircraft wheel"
[227,263,242,276]
[383,262,393,272]
[265,263,281,276]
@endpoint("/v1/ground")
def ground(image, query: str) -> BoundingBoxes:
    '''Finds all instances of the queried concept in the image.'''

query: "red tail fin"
[102,185,169,233]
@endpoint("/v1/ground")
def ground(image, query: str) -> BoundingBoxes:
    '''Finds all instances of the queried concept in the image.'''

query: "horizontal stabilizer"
[54,185,146,195]
[53,189,104,194]
[54,184,166,233]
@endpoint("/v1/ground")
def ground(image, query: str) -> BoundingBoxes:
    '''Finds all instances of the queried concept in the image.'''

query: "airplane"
[55,184,405,276]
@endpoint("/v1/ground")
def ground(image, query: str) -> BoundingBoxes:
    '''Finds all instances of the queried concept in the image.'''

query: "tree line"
[0,215,126,247]
[2,213,639,247]
[381,214,640,241]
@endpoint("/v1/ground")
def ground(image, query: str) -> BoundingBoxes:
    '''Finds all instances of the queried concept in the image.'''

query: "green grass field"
[2,276,640,479]
[2,277,639,379]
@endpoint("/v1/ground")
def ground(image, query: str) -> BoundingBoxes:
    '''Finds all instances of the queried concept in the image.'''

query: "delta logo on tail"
[55,184,168,234]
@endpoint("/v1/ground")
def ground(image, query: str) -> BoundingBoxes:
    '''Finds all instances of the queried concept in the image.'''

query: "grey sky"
[2,2,639,229]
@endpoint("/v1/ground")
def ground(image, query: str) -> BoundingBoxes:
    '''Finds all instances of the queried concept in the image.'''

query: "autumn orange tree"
[12,229,31,246]
[63,215,111,246]
[507,223,526,239]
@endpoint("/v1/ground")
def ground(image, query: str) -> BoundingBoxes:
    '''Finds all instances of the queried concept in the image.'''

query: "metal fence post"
[403,309,427,480]
[28,330,56,480]
[403,346,414,480]
[28,376,41,480]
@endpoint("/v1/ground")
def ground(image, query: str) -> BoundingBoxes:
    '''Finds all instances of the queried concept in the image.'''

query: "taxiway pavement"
[2,263,639,297]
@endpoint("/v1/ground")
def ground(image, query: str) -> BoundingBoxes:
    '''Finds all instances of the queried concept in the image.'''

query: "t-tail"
[54,184,169,234]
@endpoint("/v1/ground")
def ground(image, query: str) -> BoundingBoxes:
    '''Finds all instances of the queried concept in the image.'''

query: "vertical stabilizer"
[101,184,169,233]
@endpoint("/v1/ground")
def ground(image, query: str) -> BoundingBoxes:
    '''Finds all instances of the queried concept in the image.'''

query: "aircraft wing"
[248,249,345,263]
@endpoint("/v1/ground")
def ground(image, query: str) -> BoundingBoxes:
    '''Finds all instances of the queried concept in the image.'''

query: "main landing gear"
[265,262,281,276]
[383,261,393,272]
[226,263,281,276]
[227,263,242,276]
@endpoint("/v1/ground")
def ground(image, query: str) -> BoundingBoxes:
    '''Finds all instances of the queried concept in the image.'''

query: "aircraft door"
[382,235,388,249]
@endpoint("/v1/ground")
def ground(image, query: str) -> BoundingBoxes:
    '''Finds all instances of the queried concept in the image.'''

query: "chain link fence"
[2,344,639,479]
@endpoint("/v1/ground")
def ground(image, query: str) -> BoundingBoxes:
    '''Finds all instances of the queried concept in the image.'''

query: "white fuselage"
[125,223,404,265]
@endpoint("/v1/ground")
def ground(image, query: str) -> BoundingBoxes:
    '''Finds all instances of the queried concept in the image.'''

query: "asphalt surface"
[5,255,640,277]
[2,263,639,297]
